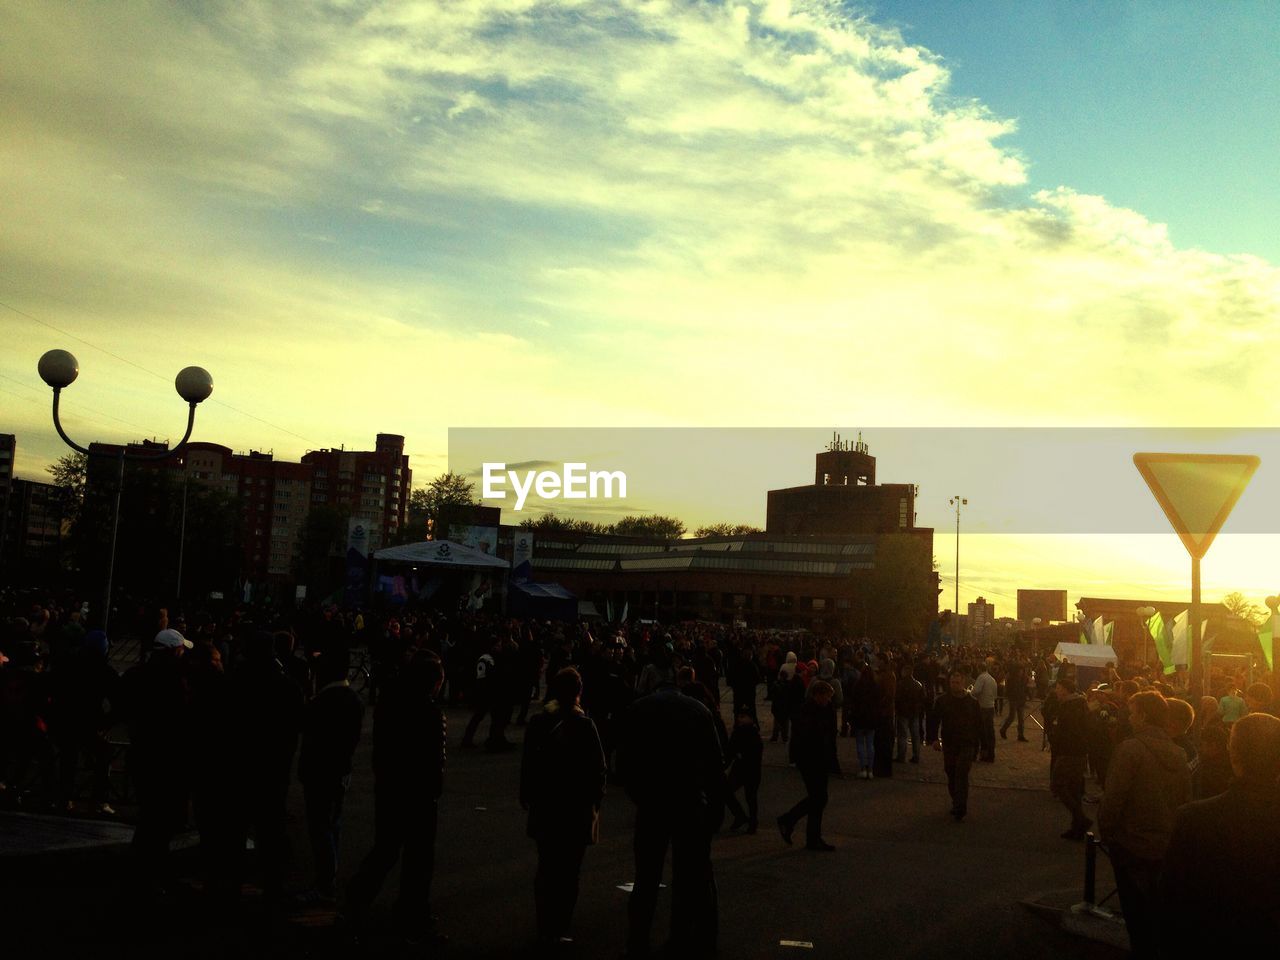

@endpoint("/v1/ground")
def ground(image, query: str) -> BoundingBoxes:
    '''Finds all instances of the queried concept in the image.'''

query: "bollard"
[1082,831,1097,907]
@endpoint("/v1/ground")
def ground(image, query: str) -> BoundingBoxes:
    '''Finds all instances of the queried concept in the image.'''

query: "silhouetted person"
[724,709,763,834]
[520,667,606,952]
[54,629,119,814]
[1048,676,1091,840]
[121,628,192,893]
[777,680,836,850]
[346,650,448,947]
[617,678,726,958]
[227,630,304,907]
[936,669,981,821]
[297,650,363,902]
[1160,712,1280,951]
[186,641,237,904]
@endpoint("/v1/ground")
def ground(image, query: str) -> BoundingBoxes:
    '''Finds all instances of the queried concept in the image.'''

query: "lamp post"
[1136,606,1157,673]
[39,349,213,633]
[949,496,967,633]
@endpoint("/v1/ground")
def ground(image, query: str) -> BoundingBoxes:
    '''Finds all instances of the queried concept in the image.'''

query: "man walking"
[1000,656,1030,742]
[777,680,837,850]
[936,669,981,821]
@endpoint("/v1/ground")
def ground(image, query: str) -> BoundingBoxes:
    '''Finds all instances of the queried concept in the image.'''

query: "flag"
[1147,610,1173,672]
[1261,625,1274,671]
[1102,621,1115,646]
[1170,611,1209,674]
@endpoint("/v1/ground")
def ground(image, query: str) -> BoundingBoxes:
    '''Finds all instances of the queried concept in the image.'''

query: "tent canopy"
[1052,642,1118,669]
[508,579,576,621]
[373,540,509,569]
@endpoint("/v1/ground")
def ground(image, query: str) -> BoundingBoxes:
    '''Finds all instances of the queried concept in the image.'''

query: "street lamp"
[1136,606,1157,672]
[39,349,212,633]
[949,496,967,632]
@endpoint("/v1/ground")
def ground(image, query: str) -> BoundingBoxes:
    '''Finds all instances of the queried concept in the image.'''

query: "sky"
[3,1,1279,614]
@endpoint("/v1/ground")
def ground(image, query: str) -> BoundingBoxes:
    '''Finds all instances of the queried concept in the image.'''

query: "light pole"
[1136,606,1157,673]
[39,349,213,633]
[949,496,967,634]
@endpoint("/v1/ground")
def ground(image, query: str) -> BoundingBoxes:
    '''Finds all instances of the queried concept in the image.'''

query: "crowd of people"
[2,584,1278,956]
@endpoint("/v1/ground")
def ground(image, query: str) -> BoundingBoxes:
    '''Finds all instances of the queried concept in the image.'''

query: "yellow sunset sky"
[3,2,1279,615]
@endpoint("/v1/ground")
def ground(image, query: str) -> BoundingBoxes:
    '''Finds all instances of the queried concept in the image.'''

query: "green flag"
[1147,611,1174,674]
[1261,625,1274,671]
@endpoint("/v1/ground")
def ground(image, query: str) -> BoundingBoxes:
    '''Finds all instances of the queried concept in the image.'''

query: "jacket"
[1097,725,1191,862]
[520,700,606,843]
[1049,693,1089,757]
[936,692,981,754]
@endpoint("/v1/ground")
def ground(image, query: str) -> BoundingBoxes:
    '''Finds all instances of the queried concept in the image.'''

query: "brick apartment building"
[82,433,410,586]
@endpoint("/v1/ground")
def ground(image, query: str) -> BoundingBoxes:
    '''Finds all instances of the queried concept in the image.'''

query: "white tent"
[1052,642,1118,669]
[373,539,510,569]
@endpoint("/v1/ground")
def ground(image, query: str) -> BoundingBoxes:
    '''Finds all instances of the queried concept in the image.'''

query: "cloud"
[2,0,1279,492]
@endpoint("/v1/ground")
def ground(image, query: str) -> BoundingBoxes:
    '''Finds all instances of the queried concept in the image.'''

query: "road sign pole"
[1190,556,1202,697]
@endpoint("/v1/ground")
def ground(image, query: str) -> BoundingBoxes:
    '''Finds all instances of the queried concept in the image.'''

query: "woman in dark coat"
[520,668,606,951]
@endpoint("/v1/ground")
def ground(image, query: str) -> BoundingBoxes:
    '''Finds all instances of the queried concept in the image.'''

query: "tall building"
[968,596,995,640]
[301,433,411,553]
[181,443,313,579]
[82,433,408,586]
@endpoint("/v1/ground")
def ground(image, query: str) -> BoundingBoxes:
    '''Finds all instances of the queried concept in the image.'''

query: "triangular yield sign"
[1133,453,1260,559]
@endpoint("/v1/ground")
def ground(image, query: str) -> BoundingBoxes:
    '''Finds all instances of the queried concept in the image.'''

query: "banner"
[450,523,499,555]
[511,532,534,582]
[345,518,370,606]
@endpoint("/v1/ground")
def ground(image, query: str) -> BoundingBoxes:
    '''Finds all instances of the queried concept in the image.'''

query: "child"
[725,710,763,834]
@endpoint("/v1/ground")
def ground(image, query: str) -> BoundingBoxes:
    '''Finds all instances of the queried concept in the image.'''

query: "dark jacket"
[617,687,725,813]
[1160,779,1280,950]
[791,698,836,775]
[520,701,606,843]
[371,671,446,799]
[936,691,981,755]
[297,681,364,789]
[895,676,926,718]
[1049,693,1089,757]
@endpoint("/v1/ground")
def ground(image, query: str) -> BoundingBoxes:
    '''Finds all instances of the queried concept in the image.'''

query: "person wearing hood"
[1097,691,1191,960]
[520,667,605,952]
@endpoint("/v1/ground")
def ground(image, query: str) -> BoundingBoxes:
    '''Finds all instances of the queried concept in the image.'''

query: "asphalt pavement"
[2,692,1127,959]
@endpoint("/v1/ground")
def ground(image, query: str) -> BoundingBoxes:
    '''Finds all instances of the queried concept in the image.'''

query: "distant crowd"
[2,585,1278,956]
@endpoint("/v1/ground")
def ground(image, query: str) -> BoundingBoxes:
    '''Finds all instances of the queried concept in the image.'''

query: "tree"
[693,522,762,538]
[610,514,686,539]
[296,503,351,595]
[400,472,478,543]
[858,533,937,643]
[1222,591,1266,628]
[517,513,610,535]
[46,452,87,524]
